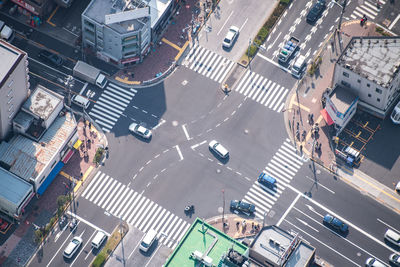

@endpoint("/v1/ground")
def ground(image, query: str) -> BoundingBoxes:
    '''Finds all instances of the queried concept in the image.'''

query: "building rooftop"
[0,112,76,182]
[284,241,315,267]
[337,36,400,88]
[164,218,249,267]
[329,85,358,115]
[22,85,63,121]
[0,167,33,208]
[84,0,150,33]
[0,41,25,89]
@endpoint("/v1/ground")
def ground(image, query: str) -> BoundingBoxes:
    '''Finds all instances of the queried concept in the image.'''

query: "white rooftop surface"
[148,0,172,28]
[338,37,400,88]
[0,41,21,82]
[22,85,63,120]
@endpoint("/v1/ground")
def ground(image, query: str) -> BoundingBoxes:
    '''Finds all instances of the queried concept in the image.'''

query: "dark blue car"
[323,214,348,233]
[306,0,326,23]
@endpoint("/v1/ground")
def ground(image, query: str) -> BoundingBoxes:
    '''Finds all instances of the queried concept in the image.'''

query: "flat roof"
[0,112,76,182]
[84,0,149,34]
[0,167,33,207]
[329,85,358,114]
[164,218,248,267]
[148,0,172,28]
[337,36,400,88]
[251,226,293,265]
[0,41,25,89]
[284,241,315,267]
[22,85,63,121]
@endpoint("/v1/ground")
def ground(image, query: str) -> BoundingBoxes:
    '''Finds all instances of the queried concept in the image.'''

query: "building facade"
[0,41,29,141]
[333,36,400,118]
[10,0,55,18]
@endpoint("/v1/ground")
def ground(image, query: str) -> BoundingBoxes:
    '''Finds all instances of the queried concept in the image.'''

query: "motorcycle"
[184,205,194,214]
[69,218,78,230]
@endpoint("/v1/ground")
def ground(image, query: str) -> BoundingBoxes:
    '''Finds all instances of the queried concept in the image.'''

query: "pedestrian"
[88,122,92,130]
[236,221,240,230]
[300,145,303,153]
[296,122,299,130]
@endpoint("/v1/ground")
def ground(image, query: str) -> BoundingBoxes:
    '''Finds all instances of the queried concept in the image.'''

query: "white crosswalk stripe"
[234,71,288,112]
[82,171,190,248]
[184,45,235,83]
[350,0,384,20]
[88,82,136,133]
[242,139,306,219]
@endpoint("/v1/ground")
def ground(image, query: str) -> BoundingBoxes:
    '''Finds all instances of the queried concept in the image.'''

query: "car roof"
[386,229,400,241]
[225,31,235,40]
[215,143,228,154]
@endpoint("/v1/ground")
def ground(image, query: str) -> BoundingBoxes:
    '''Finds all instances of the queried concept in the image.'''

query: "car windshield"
[224,37,231,43]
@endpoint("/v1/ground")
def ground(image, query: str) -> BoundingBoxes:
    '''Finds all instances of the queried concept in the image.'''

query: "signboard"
[11,0,38,15]
[121,57,140,64]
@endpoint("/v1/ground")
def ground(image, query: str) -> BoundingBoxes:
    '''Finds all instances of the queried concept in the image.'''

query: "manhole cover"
[218,207,223,213]
[216,169,221,173]
[316,169,321,174]
[172,121,179,126]
[357,252,361,257]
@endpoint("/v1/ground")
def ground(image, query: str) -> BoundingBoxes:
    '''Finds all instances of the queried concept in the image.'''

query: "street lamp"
[329,0,347,53]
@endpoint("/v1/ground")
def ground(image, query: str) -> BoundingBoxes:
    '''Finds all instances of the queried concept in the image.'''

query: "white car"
[365,257,386,267]
[385,229,400,246]
[396,181,400,194]
[129,123,152,139]
[222,26,239,48]
[209,140,229,158]
[63,236,82,259]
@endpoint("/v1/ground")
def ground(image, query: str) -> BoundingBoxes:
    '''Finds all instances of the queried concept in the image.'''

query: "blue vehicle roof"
[259,173,276,183]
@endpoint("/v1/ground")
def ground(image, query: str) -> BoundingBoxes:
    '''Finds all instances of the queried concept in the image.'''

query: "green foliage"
[34,229,43,244]
[93,147,104,164]
[280,0,291,5]
[92,253,106,267]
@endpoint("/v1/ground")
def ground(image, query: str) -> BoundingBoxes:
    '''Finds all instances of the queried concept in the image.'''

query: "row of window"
[341,81,381,102]
[343,71,384,94]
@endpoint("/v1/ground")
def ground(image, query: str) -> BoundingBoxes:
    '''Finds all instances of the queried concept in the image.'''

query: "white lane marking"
[389,14,400,30]
[287,184,399,254]
[154,154,160,159]
[66,211,110,236]
[182,124,191,140]
[277,193,301,226]
[377,218,400,233]
[296,217,319,232]
[224,117,229,122]
[139,167,144,172]
[217,11,234,35]
[132,174,137,180]
[175,145,184,161]
[304,175,335,194]
[216,123,221,127]
[153,174,158,180]
[161,168,166,173]
[163,149,169,153]
[153,119,166,130]
[239,18,248,32]
[284,220,362,266]
[146,160,151,165]
[191,140,207,150]
[257,53,290,73]
[267,32,281,51]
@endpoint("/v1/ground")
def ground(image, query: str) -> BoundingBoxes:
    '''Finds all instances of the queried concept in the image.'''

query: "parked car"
[222,26,239,48]
[384,229,400,246]
[306,0,326,23]
[129,123,152,139]
[38,50,64,67]
[323,214,348,233]
[365,257,386,267]
[230,200,255,214]
[395,181,400,194]
[209,140,229,158]
[63,236,82,258]
[389,253,400,267]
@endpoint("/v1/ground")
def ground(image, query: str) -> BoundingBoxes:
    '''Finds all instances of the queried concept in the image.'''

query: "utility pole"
[222,189,225,230]
[331,0,347,53]
[65,75,74,107]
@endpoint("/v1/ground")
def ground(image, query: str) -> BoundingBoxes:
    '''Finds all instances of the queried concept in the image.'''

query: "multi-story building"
[10,0,55,18]
[82,0,173,68]
[333,36,400,118]
[0,40,29,141]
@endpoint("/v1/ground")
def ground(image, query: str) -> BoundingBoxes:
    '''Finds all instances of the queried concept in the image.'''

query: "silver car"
[129,123,152,139]
[63,236,82,258]
[222,26,239,48]
[209,140,229,158]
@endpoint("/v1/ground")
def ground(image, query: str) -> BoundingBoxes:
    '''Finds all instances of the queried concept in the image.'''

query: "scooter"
[69,218,78,230]
[184,205,194,214]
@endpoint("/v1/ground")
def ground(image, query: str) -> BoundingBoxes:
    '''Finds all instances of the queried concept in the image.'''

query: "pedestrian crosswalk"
[82,171,190,249]
[183,44,236,83]
[350,0,384,20]
[89,83,137,133]
[243,139,305,219]
[234,71,288,112]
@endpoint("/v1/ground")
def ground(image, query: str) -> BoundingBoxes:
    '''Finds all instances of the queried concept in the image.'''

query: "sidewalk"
[283,21,400,214]
[206,214,262,239]
[0,117,105,267]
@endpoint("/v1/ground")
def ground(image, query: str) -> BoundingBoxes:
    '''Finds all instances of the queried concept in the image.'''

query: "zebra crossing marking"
[350,0,384,20]
[89,83,136,133]
[82,172,190,248]
[184,45,235,83]
[242,139,305,219]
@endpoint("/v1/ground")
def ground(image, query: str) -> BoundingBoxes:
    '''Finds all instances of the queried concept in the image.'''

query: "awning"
[37,161,64,195]
[73,139,82,150]
[320,109,334,126]
[62,149,75,164]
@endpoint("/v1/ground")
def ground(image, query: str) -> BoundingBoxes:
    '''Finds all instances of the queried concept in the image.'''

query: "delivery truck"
[0,20,14,42]
[279,36,299,63]
[73,61,107,89]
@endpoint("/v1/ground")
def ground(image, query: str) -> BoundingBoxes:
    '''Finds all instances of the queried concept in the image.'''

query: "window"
[341,81,350,87]
[377,98,380,102]
[376,88,382,94]
[357,79,361,83]
[367,83,370,87]
[343,72,349,78]
[368,94,371,97]
[51,160,56,169]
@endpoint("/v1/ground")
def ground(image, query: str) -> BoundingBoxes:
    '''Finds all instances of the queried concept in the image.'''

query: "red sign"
[121,57,140,64]
[11,0,38,15]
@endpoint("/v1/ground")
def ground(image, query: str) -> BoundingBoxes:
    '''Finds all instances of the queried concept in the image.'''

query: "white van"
[292,55,306,78]
[72,94,90,109]
[385,229,400,246]
[139,229,157,252]
[91,231,107,249]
